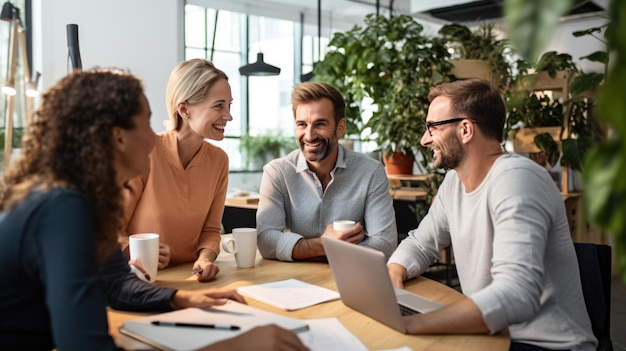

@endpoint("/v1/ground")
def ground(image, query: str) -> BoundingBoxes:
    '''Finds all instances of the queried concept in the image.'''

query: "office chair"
[574,242,614,351]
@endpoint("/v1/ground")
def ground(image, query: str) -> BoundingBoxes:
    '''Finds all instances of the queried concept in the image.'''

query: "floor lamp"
[2,3,19,170]
[1,1,35,170]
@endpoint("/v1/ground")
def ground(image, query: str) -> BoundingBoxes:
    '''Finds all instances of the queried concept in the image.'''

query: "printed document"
[237,278,340,310]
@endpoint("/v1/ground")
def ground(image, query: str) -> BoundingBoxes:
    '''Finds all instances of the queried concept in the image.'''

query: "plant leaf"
[580,51,609,64]
[570,72,604,96]
[583,140,626,234]
[534,133,560,166]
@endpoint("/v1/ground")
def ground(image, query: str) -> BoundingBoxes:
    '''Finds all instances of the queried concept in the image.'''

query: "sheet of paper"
[119,301,308,351]
[237,278,340,310]
[298,318,368,351]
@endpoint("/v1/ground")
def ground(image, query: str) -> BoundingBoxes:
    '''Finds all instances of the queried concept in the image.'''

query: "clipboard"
[119,300,309,351]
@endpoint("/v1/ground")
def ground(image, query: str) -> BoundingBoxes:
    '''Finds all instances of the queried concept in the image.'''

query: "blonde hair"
[165,58,228,131]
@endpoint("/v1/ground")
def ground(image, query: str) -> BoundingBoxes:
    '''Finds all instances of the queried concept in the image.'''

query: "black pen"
[151,321,240,330]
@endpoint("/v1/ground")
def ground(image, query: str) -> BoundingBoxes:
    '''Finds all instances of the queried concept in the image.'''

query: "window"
[184,5,302,171]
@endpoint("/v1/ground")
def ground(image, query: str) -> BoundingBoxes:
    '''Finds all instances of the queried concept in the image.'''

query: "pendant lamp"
[300,0,321,82]
[1,1,14,20]
[239,52,280,76]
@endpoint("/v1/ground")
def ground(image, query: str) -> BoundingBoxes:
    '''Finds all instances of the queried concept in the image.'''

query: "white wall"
[33,0,183,132]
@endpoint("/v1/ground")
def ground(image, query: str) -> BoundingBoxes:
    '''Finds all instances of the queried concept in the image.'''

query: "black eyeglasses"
[424,117,466,136]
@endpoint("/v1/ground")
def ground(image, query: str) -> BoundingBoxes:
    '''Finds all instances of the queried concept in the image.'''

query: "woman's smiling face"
[186,78,233,140]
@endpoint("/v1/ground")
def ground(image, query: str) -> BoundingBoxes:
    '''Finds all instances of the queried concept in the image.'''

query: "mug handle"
[221,238,237,253]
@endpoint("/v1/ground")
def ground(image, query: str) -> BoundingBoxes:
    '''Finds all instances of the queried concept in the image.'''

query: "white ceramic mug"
[129,233,160,283]
[333,220,356,231]
[222,228,257,268]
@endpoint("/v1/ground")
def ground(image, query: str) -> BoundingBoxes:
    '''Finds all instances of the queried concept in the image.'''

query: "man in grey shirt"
[256,82,397,262]
[388,79,596,350]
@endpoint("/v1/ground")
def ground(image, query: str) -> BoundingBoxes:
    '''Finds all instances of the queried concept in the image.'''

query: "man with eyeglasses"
[387,79,596,351]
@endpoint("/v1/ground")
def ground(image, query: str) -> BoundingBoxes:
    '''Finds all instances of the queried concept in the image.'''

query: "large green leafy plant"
[314,14,451,161]
[505,0,626,282]
[314,14,451,221]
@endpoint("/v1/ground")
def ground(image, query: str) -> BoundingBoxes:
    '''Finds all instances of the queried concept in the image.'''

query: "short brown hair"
[428,79,506,142]
[291,82,346,125]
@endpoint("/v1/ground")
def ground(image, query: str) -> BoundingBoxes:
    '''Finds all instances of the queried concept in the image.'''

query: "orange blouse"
[120,130,228,264]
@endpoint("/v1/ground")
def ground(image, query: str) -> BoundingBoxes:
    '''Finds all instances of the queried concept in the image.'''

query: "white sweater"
[389,153,596,350]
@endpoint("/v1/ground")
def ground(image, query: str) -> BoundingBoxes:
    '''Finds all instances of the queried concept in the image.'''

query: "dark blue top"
[0,188,121,350]
[100,249,176,312]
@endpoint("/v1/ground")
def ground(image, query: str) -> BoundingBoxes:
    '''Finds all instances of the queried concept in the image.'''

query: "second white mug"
[222,228,257,268]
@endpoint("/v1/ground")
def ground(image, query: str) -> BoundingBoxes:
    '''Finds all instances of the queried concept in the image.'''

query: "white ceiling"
[189,0,609,33]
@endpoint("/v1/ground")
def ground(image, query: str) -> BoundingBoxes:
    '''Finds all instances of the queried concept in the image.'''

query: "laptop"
[322,236,442,333]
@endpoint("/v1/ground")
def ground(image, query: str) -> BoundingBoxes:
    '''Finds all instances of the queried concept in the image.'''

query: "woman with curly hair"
[0,69,308,351]
[120,58,233,282]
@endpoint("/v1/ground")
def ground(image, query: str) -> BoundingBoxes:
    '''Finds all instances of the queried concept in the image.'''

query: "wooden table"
[108,244,509,351]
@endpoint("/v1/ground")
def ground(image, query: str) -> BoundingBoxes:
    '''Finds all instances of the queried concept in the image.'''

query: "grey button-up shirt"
[256,145,397,261]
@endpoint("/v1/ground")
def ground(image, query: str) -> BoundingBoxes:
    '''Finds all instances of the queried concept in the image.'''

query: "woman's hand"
[193,249,220,282]
[158,243,171,269]
[170,288,246,309]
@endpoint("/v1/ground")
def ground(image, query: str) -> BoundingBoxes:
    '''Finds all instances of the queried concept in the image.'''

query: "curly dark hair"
[0,68,145,262]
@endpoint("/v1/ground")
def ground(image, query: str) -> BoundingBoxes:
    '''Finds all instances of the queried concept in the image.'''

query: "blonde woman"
[121,59,232,282]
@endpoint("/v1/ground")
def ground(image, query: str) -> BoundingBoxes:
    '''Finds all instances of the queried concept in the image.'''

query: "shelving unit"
[516,70,576,195]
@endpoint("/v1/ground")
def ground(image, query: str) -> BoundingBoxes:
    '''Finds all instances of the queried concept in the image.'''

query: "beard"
[434,132,464,170]
[299,134,338,162]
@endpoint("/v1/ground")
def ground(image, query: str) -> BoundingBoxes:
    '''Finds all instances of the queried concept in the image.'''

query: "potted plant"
[239,132,298,171]
[438,22,516,91]
[314,14,451,174]
[508,50,603,174]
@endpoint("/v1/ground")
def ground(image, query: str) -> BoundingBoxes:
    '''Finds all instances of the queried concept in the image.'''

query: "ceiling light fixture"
[239,17,281,77]
[239,52,280,76]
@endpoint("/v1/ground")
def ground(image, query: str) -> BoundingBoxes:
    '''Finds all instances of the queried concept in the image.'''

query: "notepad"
[119,300,308,351]
[237,278,340,311]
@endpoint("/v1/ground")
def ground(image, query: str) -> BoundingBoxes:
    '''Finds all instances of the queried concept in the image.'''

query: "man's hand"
[170,288,246,309]
[321,222,364,244]
[158,243,171,269]
[388,263,407,289]
[292,223,365,260]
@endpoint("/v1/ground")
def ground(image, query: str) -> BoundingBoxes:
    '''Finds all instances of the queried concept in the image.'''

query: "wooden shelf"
[391,187,427,201]
[514,70,576,194]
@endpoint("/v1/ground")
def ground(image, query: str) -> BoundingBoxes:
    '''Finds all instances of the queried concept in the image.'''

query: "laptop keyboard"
[399,304,420,316]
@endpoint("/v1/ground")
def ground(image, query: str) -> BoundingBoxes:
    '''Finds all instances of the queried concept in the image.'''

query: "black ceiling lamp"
[0,1,15,21]
[239,17,281,77]
[239,52,280,76]
[300,0,321,82]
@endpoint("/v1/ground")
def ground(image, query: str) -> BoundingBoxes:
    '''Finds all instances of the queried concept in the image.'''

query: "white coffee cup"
[222,228,257,268]
[333,220,356,231]
[129,233,160,283]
